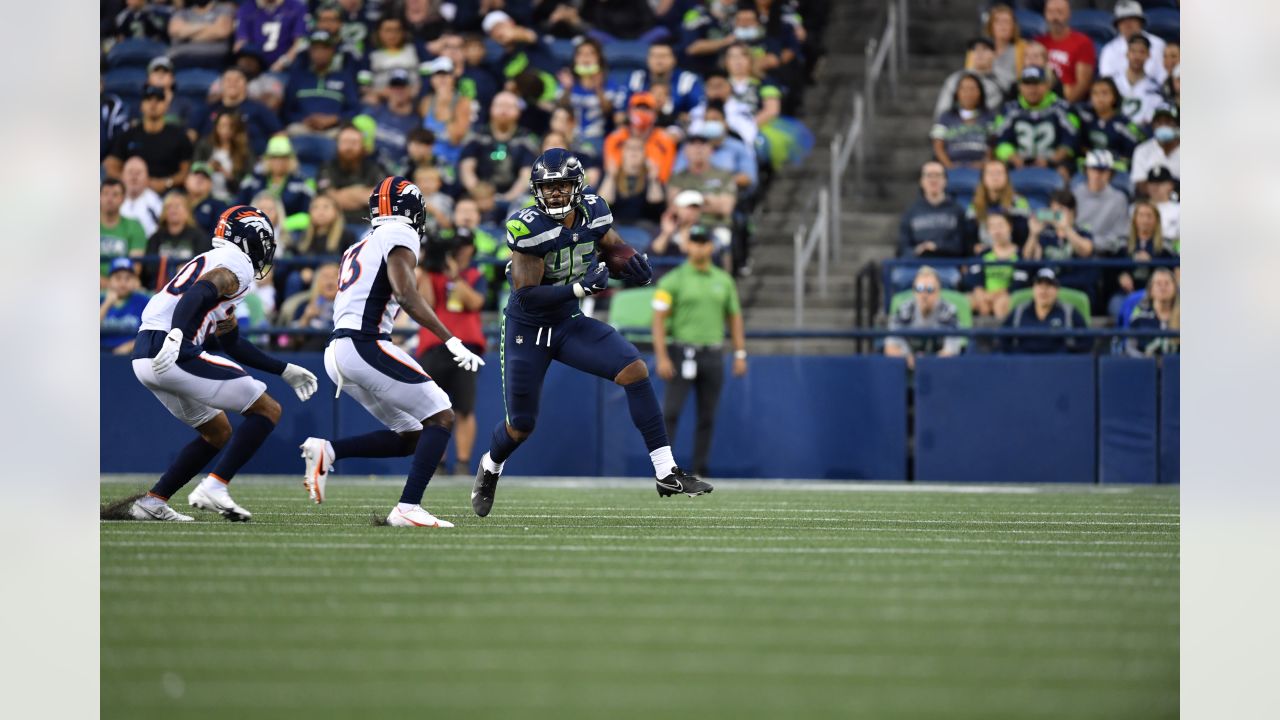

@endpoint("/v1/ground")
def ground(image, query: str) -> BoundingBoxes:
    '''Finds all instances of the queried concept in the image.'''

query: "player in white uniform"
[127,206,318,522]
[299,177,483,528]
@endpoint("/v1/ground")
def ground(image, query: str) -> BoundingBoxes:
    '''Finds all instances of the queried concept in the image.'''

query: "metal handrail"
[793,188,830,326]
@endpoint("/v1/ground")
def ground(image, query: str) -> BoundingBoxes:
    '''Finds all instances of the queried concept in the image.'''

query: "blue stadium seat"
[298,162,320,181]
[103,67,148,99]
[175,68,219,102]
[1117,290,1147,327]
[1014,9,1046,38]
[945,167,980,197]
[951,192,973,211]
[107,38,168,69]
[1145,9,1179,43]
[546,37,577,69]
[605,40,650,73]
[1110,171,1132,198]
[291,135,337,167]
[1070,9,1117,48]
[613,224,655,253]
[484,39,505,69]
[1009,167,1063,205]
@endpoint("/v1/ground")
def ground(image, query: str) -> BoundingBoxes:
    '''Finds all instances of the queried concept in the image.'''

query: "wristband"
[734,350,748,360]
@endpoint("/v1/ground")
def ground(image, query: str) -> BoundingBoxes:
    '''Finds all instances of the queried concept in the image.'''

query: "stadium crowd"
[893,0,1179,360]
[101,0,820,353]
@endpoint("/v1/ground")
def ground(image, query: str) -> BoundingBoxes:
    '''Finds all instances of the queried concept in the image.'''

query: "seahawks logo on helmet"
[530,148,585,220]
[213,205,277,280]
[369,176,428,238]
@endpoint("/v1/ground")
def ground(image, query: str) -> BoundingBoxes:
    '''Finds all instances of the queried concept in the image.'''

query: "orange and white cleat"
[386,504,455,528]
[300,437,334,504]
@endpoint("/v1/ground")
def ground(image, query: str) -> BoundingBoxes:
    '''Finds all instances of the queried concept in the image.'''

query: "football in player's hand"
[600,241,638,277]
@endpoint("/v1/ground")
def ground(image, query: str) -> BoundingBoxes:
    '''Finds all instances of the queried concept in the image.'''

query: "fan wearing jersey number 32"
[127,205,319,523]
[300,176,484,528]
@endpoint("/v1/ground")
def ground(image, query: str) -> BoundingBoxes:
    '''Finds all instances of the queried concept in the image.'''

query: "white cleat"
[129,496,195,522]
[386,505,455,528]
[188,475,252,522]
[300,437,334,504]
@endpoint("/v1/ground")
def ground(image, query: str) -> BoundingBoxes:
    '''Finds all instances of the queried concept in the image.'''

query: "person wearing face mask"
[1130,105,1179,197]
[603,92,679,184]
[623,40,706,131]
[560,38,618,154]
[681,0,742,77]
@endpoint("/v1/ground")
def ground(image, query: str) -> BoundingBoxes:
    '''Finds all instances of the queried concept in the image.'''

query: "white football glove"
[282,363,319,401]
[445,336,485,373]
[152,328,184,375]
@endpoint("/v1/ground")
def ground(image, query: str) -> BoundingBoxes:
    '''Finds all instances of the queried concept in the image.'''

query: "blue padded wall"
[914,355,1096,482]
[1098,357,1158,484]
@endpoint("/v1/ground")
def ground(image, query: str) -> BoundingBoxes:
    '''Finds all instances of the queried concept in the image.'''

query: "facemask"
[702,120,725,138]
[734,26,763,41]
[574,63,599,76]
[959,108,978,120]
[1154,126,1179,143]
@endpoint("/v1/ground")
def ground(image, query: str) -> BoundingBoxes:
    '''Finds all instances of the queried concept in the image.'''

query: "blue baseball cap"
[108,258,135,275]
[1019,66,1047,84]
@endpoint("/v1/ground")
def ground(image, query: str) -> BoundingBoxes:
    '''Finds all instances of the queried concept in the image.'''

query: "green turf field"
[101,477,1178,719]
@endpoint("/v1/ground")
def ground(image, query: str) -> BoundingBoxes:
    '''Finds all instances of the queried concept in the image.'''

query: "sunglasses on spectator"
[915,284,938,294]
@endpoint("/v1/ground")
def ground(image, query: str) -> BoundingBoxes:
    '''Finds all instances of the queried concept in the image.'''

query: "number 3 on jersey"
[339,240,368,291]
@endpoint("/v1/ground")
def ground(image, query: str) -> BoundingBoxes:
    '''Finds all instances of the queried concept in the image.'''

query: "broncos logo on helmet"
[213,205,277,280]
[368,176,427,237]
[530,148,585,220]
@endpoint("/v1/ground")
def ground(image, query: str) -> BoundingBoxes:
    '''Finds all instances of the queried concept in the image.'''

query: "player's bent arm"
[170,267,240,337]
[388,247,454,343]
[509,251,577,310]
[208,326,289,374]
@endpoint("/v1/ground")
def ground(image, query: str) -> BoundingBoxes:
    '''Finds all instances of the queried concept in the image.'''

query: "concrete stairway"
[742,0,975,353]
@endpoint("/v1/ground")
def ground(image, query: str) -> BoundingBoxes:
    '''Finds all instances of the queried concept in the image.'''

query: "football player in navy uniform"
[471,148,713,517]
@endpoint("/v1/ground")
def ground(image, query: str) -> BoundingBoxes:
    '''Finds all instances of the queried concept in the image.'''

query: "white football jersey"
[333,221,420,336]
[139,244,255,345]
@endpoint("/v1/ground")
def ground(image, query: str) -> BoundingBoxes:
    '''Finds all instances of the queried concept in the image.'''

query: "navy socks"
[149,437,220,500]
[333,430,416,459]
[401,425,452,505]
[209,413,276,483]
[488,421,525,464]
[624,377,669,452]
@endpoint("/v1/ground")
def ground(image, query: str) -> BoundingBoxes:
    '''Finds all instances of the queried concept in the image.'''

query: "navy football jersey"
[503,194,614,326]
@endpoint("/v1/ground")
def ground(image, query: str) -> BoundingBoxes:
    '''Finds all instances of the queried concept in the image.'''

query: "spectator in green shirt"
[651,225,747,477]
[100,178,147,281]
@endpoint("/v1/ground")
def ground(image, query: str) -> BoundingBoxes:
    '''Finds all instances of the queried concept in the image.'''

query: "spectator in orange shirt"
[603,92,678,183]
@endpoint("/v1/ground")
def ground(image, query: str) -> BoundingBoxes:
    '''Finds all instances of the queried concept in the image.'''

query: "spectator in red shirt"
[415,228,487,475]
[1036,0,1096,104]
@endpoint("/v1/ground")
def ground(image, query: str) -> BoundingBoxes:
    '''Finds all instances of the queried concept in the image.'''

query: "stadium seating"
[607,286,658,342]
[545,37,577,68]
[613,224,654,253]
[103,67,147,99]
[291,134,338,168]
[106,38,167,69]
[603,40,650,73]
[1008,286,1091,319]
[945,167,981,197]
[1145,9,1180,42]
[1014,9,1047,38]
[175,68,220,103]
[1009,167,1064,205]
[1070,9,1117,48]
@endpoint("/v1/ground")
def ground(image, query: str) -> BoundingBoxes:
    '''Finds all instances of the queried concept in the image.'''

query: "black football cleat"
[471,454,501,517]
[656,467,714,498]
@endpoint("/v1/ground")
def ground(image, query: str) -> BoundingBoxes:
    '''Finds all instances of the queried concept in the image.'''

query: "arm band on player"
[511,284,579,312]
[171,279,223,339]
[218,325,289,375]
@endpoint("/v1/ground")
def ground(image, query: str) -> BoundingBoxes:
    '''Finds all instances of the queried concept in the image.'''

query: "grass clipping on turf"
[101,493,145,520]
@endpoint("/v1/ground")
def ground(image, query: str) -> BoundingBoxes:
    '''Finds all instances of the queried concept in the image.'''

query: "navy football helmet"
[369,176,427,237]
[530,148,585,220]
[212,205,276,280]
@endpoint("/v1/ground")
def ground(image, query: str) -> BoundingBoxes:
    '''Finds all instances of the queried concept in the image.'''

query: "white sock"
[396,502,419,513]
[482,452,504,475]
[199,475,228,493]
[650,446,676,479]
